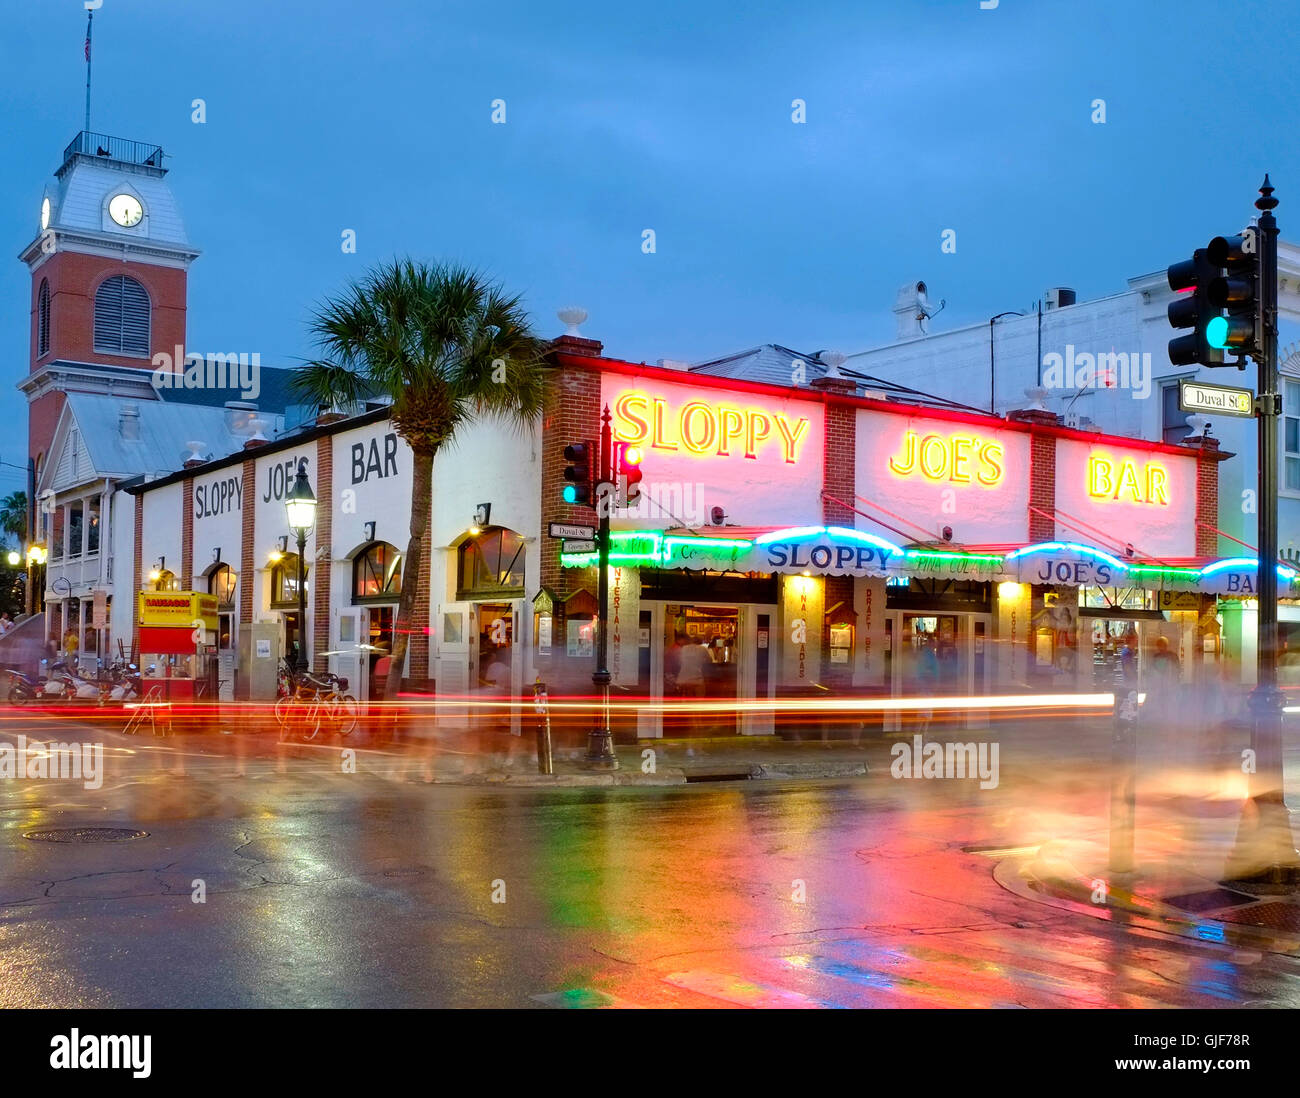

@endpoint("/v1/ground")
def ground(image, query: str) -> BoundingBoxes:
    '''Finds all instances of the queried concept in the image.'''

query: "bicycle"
[276,669,357,740]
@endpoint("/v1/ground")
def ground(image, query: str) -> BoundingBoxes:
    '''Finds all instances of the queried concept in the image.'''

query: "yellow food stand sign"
[138,591,219,629]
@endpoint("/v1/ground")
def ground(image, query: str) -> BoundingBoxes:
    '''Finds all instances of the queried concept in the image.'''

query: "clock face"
[40,197,50,231]
[108,193,143,228]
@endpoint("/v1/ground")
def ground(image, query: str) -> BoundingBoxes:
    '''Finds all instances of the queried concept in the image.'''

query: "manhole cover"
[23,827,149,844]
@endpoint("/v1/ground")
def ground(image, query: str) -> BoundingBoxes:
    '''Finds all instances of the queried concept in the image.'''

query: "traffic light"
[562,441,592,505]
[1166,248,1224,367]
[616,441,643,507]
[1206,231,1260,364]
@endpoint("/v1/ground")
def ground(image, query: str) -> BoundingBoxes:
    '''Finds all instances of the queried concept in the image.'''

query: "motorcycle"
[7,668,39,705]
[103,660,145,702]
[40,660,102,702]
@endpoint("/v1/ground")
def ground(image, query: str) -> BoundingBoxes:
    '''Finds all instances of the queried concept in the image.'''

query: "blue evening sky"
[2,0,1297,489]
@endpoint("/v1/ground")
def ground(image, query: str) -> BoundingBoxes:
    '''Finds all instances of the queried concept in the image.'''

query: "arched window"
[152,568,179,592]
[208,563,237,608]
[37,279,51,358]
[93,274,150,356]
[270,554,308,608]
[457,526,525,598]
[352,542,402,601]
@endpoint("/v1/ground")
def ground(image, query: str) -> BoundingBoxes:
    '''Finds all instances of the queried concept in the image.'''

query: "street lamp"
[285,459,317,672]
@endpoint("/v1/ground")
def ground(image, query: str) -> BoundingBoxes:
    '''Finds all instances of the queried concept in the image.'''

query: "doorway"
[663,604,740,736]
[474,602,520,735]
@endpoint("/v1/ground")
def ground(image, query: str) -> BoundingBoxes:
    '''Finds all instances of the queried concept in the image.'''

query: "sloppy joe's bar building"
[121,330,1276,736]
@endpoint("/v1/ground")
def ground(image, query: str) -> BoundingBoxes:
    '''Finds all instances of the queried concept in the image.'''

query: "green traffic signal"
[562,485,578,503]
[1206,315,1229,349]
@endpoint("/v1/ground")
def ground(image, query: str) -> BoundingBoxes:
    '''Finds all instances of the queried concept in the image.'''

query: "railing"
[61,131,164,171]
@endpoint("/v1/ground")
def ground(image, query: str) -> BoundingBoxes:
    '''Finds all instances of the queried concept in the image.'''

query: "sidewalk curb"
[993,849,1300,957]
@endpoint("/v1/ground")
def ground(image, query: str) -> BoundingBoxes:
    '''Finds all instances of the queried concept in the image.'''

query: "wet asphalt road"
[3,715,1300,1008]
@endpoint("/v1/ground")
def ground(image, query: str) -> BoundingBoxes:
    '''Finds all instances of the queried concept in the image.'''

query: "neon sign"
[887,430,1004,487]
[612,391,810,464]
[1087,455,1169,505]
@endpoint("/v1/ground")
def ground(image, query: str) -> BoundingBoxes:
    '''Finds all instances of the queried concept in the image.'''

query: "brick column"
[313,436,333,675]
[131,493,143,658]
[1027,432,1056,542]
[181,479,194,590]
[1006,409,1058,542]
[1189,434,1226,557]
[813,380,858,690]
[538,347,603,662]
[237,456,257,700]
[239,458,256,628]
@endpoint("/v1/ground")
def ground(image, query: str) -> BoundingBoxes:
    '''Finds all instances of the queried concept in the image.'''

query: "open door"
[333,608,364,701]
[437,601,473,729]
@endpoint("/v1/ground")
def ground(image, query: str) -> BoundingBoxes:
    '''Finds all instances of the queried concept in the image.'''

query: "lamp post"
[285,459,317,672]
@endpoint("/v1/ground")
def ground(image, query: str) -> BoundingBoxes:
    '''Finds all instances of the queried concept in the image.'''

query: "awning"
[558,527,1300,597]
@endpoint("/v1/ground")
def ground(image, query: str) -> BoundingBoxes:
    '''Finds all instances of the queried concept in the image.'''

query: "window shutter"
[93,275,151,356]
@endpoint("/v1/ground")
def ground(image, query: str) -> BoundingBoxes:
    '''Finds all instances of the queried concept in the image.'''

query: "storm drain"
[684,771,753,783]
[23,827,149,843]
[1161,888,1257,914]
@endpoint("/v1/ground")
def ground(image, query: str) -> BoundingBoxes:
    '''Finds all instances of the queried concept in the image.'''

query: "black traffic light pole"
[1222,178,1294,883]
[1228,178,1299,883]
[583,405,619,769]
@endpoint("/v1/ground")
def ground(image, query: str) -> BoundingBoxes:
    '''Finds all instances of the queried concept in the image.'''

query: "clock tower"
[19,131,200,475]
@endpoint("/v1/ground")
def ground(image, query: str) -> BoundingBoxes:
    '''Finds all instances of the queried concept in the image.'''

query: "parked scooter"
[7,668,39,705]
[37,659,102,702]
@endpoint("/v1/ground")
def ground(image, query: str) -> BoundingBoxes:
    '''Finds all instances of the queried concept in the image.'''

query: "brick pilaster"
[819,396,856,525]
[539,360,603,652]
[313,437,333,674]
[816,388,857,689]
[131,494,142,658]
[181,480,194,590]
[239,458,255,629]
[237,458,256,699]
[1028,433,1056,543]
[1192,435,1223,557]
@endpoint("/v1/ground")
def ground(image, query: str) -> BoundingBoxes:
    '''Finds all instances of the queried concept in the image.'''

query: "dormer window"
[93,275,150,357]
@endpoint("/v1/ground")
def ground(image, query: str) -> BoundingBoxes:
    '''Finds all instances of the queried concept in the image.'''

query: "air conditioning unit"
[1044,287,1077,311]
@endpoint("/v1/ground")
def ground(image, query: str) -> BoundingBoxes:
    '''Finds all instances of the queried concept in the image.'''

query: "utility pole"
[584,405,618,769]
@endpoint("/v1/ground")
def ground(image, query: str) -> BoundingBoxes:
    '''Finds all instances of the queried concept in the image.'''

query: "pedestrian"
[1150,635,1179,684]
[0,613,12,636]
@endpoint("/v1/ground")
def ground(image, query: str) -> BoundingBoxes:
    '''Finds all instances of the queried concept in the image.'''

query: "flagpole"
[84,8,93,133]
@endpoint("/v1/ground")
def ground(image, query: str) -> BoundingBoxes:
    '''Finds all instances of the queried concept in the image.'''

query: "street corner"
[993,843,1300,958]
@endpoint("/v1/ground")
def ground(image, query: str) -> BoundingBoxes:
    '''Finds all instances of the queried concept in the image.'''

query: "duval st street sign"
[1179,379,1254,418]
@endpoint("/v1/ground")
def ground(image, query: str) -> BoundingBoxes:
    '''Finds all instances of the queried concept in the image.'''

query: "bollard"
[1109,680,1140,877]
[533,677,553,775]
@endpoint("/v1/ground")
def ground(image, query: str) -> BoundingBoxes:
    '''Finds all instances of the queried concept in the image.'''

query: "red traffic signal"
[616,441,643,506]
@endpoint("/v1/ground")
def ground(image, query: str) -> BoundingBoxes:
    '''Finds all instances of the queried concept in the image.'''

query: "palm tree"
[292,260,549,699]
[0,491,27,547]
